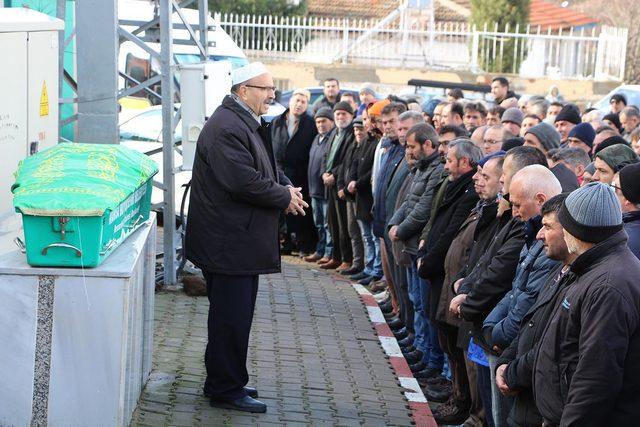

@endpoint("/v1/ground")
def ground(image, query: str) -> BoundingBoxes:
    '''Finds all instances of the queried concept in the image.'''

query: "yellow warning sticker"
[40,81,49,117]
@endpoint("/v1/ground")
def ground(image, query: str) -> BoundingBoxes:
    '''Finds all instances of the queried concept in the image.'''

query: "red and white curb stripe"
[352,283,437,427]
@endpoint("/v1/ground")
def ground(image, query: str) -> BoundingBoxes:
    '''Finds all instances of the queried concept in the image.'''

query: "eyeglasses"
[483,139,501,145]
[245,84,277,92]
[610,183,622,191]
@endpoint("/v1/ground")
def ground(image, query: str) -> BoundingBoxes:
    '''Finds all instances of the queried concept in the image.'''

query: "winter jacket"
[388,151,443,255]
[623,210,640,259]
[533,230,640,426]
[496,264,568,427]
[436,200,495,326]
[419,169,448,243]
[550,163,579,193]
[185,95,291,275]
[418,170,479,319]
[349,133,378,222]
[308,128,335,199]
[372,140,405,238]
[322,124,355,194]
[271,110,318,195]
[458,214,526,353]
[482,216,560,351]
[336,134,359,198]
[391,169,414,266]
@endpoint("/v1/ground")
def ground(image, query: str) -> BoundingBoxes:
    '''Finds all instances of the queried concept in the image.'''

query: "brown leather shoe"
[304,253,322,262]
[317,257,331,264]
[335,262,351,273]
[319,259,341,269]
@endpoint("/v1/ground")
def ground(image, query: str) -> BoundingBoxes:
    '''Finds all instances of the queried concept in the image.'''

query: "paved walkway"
[131,256,434,426]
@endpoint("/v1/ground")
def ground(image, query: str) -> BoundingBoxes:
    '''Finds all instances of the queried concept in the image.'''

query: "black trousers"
[327,188,352,263]
[383,235,413,333]
[203,271,259,400]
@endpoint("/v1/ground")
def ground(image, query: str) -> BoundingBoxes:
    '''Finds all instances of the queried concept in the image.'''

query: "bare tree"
[574,0,640,83]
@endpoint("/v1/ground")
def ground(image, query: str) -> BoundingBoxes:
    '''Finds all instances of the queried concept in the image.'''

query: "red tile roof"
[529,0,599,30]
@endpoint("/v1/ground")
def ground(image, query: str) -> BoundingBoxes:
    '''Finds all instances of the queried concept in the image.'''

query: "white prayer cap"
[231,62,269,85]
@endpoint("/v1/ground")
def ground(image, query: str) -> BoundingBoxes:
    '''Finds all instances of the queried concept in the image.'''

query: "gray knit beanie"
[501,107,524,126]
[558,182,623,243]
[314,106,334,121]
[526,122,561,153]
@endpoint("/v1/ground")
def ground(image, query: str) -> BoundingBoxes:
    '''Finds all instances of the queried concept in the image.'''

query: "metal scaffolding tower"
[56,0,210,286]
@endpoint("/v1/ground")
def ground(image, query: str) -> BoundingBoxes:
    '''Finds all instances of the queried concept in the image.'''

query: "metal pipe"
[160,0,177,286]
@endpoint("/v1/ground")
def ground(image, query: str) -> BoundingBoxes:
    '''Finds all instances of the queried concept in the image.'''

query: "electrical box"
[178,60,232,170]
[0,8,64,254]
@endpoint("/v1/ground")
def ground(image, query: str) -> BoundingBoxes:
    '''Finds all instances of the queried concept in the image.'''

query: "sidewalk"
[131,256,434,426]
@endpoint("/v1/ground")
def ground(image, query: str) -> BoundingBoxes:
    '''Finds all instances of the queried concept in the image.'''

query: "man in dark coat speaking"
[185,62,307,413]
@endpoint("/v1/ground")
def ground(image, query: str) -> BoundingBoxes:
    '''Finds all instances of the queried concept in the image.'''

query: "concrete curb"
[351,283,437,427]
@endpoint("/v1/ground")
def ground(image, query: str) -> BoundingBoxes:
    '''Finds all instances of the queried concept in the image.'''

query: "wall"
[263,60,621,102]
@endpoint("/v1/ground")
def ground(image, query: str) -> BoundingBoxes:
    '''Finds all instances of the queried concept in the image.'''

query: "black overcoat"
[270,109,318,197]
[185,96,292,275]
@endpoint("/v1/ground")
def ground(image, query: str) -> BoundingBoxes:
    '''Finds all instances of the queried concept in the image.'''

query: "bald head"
[509,165,562,221]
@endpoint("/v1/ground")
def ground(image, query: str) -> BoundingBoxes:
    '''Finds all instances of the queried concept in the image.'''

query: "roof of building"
[308,0,599,30]
[307,0,399,20]
[528,0,599,30]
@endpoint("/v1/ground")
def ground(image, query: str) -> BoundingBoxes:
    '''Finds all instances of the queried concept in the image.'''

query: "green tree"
[208,0,307,16]
[470,0,530,73]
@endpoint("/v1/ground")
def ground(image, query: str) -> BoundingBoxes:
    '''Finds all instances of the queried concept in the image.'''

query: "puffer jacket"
[388,151,443,255]
[482,216,560,351]
[533,230,640,426]
[495,264,567,427]
[458,215,526,353]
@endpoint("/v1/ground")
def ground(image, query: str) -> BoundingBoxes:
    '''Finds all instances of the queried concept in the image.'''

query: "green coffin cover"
[12,143,158,216]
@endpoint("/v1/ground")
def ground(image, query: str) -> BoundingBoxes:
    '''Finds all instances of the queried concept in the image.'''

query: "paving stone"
[130,256,415,426]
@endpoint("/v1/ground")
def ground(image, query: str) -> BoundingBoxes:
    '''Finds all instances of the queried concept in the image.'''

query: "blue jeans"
[477,363,495,427]
[357,219,382,277]
[420,279,445,370]
[488,353,513,427]
[406,261,427,354]
[311,197,332,258]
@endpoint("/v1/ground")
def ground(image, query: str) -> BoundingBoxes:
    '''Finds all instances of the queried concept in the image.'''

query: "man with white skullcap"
[185,62,307,413]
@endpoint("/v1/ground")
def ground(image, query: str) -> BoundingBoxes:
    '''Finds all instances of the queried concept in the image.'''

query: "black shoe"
[393,327,408,340]
[204,386,258,399]
[377,297,391,306]
[423,384,452,403]
[387,317,404,330]
[350,272,370,281]
[404,350,424,364]
[425,374,446,386]
[359,275,376,286]
[433,399,470,425]
[383,311,396,320]
[409,361,426,373]
[401,344,416,355]
[210,395,267,413]
[379,302,393,314]
[413,367,440,379]
[340,266,361,276]
[397,335,414,348]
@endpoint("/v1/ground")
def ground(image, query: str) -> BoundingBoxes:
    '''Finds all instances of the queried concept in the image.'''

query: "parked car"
[592,85,640,114]
[277,86,363,111]
[119,101,286,219]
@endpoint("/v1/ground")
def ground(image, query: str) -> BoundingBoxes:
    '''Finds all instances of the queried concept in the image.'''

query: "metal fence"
[216,12,628,81]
